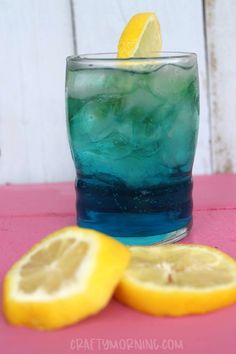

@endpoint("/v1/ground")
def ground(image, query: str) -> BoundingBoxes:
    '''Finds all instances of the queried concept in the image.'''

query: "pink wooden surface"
[1,175,236,354]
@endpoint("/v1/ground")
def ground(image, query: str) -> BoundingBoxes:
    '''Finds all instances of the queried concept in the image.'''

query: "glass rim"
[67,51,197,63]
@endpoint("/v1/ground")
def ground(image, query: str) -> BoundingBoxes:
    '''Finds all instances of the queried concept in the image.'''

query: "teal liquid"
[66,62,199,244]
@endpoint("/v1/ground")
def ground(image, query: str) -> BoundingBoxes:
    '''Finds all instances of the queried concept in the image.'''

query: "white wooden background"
[0,0,235,184]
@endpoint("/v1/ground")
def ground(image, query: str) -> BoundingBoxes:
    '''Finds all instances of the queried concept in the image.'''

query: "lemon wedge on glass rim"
[115,244,236,316]
[117,12,162,58]
[3,227,130,330]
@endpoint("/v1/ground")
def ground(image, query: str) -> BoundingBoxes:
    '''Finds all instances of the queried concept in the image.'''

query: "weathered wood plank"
[0,0,213,184]
[0,0,75,183]
[73,0,211,174]
[205,0,236,173]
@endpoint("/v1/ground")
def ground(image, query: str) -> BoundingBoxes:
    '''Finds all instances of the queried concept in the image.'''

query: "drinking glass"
[66,52,199,245]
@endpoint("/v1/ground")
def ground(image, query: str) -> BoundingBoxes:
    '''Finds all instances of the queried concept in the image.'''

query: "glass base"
[76,175,193,246]
[78,216,192,246]
[112,223,192,245]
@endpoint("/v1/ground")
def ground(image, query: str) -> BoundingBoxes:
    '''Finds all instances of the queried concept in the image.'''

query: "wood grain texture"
[0,0,75,183]
[1,176,236,354]
[205,0,236,173]
[0,0,214,183]
[72,0,211,174]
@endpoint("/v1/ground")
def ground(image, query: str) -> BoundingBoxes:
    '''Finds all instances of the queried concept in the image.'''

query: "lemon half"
[115,244,236,316]
[3,227,130,330]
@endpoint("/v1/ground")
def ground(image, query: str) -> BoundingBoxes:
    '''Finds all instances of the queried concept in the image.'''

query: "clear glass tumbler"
[66,52,199,245]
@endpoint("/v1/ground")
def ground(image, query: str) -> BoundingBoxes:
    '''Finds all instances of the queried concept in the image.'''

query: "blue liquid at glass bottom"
[75,174,193,245]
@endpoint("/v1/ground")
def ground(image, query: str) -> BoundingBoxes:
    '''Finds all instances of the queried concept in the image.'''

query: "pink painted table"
[1,175,236,354]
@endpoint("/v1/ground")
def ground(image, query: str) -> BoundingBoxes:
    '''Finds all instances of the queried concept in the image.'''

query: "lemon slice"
[3,227,130,330]
[117,12,162,58]
[115,244,236,316]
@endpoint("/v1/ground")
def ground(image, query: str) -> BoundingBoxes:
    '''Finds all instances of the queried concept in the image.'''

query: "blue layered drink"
[66,53,199,245]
